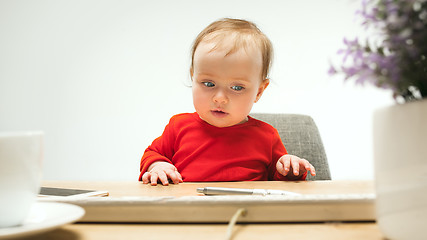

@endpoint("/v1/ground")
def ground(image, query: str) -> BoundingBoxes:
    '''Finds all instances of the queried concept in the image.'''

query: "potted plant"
[329,0,427,239]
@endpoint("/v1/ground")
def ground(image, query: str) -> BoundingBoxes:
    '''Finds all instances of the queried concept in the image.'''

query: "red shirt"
[139,113,306,182]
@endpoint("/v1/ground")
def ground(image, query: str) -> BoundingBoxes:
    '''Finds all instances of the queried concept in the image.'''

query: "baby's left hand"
[276,154,316,179]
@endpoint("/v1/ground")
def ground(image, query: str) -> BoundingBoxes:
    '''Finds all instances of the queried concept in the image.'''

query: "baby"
[139,18,316,185]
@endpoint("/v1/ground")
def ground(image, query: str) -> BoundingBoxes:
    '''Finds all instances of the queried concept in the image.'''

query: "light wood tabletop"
[23,180,385,240]
[41,180,375,197]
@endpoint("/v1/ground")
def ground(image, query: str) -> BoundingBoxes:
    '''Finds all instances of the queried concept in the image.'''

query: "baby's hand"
[141,161,183,186]
[276,154,316,179]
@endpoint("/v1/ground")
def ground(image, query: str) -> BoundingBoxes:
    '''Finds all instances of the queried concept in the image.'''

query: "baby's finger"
[307,163,316,176]
[176,171,183,183]
[291,158,300,176]
[157,171,169,186]
[150,172,159,186]
[300,159,316,176]
[283,157,291,175]
[276,160,285,175]
[141,172,151,184]
[165,169,181,184]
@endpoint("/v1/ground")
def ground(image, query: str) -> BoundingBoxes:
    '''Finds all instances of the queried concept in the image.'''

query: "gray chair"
[250,113,331,180]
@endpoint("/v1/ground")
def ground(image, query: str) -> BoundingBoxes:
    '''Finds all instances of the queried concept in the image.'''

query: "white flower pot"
[373,99,427,240]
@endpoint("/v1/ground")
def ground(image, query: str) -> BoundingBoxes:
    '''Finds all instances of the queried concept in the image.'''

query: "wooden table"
[24,180,385,240]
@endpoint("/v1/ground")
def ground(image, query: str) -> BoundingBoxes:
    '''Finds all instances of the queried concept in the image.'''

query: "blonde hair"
[190,18,273,80]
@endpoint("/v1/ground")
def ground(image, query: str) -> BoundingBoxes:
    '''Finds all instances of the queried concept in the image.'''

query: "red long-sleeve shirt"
[139,113,306,182]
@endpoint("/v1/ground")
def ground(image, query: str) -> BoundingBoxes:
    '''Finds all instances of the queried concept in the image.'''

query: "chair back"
[251,113,331,180]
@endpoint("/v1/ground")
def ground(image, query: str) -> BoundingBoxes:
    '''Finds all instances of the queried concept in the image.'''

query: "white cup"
[0,131,43,228]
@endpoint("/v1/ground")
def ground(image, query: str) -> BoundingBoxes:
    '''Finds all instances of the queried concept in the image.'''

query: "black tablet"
[39,187,109,198]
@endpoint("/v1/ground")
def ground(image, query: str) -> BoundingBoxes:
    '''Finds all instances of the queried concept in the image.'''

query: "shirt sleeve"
[138,117,176,181]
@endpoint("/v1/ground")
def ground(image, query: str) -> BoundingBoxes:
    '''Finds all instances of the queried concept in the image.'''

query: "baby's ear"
[255,78,270,103]
[189,68,194,78]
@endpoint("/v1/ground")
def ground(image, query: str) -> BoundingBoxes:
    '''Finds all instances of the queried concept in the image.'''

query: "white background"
[0,0,393,181]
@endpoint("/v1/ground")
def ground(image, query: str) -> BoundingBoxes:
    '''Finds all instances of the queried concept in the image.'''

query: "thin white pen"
[196,187,301,196]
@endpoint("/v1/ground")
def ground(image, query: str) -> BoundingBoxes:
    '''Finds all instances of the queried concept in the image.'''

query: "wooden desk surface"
[25,222,384,240]
[28,180,384,240]
[42,180,375,197]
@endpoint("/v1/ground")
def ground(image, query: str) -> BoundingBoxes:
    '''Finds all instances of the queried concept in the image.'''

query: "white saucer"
[0,201,85,239]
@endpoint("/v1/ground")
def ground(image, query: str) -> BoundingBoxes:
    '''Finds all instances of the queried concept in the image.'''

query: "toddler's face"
[191,39,269,128]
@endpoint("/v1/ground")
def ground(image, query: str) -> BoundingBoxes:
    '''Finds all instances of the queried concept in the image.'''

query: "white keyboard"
[40,193,376,223]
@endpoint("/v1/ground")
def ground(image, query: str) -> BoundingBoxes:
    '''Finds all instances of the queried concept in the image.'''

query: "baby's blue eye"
[203,82,215,87]
[231,85,244,91]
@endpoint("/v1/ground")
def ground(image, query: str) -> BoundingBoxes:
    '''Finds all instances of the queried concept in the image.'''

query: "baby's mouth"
[211,109,228,117]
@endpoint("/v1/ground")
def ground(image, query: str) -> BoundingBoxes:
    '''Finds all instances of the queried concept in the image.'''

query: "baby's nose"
[213,90,228,104]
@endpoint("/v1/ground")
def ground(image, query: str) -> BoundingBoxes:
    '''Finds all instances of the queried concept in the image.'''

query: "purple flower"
[330,0,427,102]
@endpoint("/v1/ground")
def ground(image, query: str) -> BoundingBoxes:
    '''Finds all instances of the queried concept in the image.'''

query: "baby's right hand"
[141,161,183,186]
